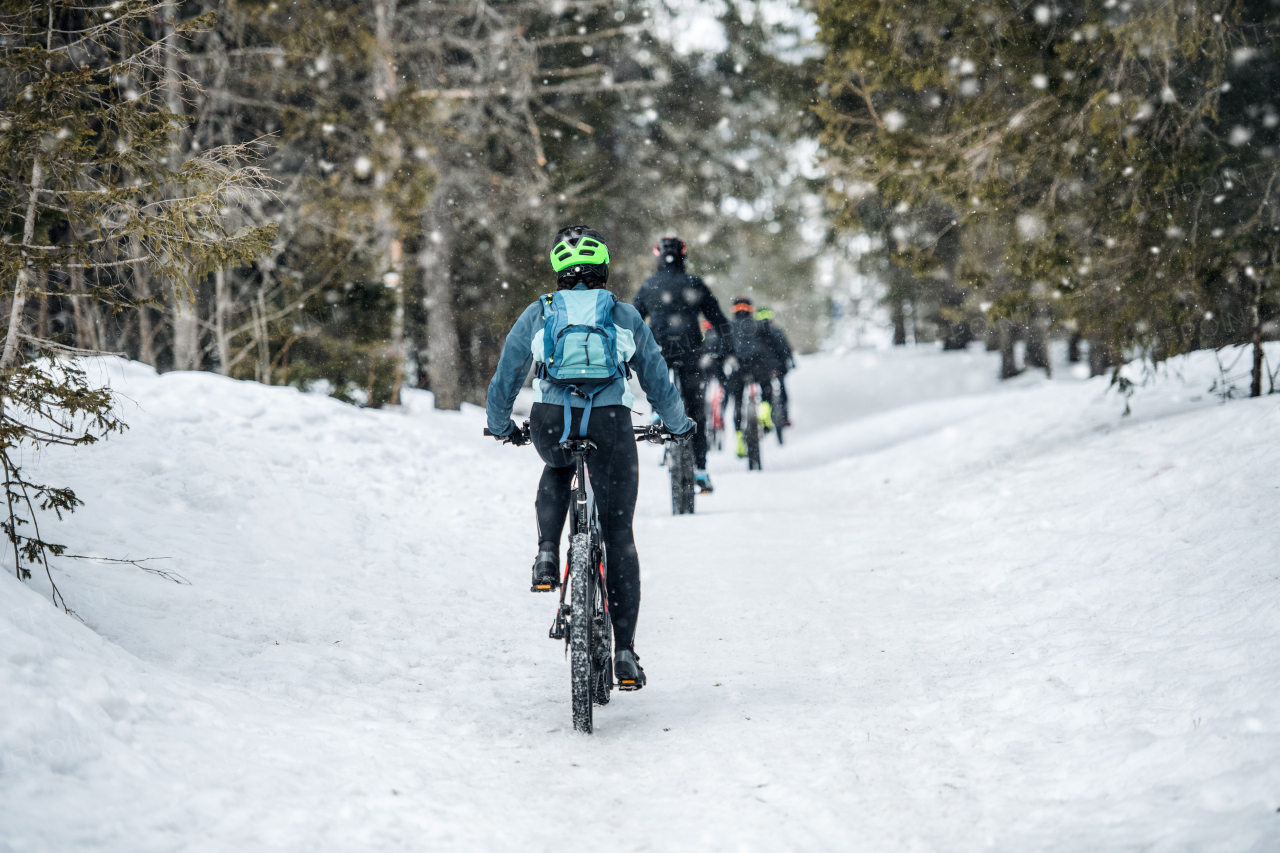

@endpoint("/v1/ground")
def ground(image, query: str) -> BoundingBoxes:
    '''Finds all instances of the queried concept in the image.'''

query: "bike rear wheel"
[746,385,762,470]
[568,532,593,733]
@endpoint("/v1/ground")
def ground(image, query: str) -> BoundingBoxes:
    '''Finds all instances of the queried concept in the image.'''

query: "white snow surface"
[3,344,1279,852]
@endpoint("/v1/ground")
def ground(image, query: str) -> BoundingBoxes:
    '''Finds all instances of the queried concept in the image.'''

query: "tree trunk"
[214,268,231,375]
[170,277,200,370]
[984,318,1000,351]
[371,0,406,405]
[419,194,463,409]
[2,156,43,368]
[388,240,406,404]
[1250,277,1263,398]
[890,297,907,346]
[1024,311,1051,377]
[255,287,271,384]
[132,236,157,367]
[71,263,94,351]
[1088,335,1113,378]
[35,271,48,342]
[998,319,1021,380]
[1067,329,1082,363]
[159,5,200,371]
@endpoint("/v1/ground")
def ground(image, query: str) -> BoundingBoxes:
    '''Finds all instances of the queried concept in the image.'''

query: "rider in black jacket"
[755,307,795,427]
[633,237,733,493]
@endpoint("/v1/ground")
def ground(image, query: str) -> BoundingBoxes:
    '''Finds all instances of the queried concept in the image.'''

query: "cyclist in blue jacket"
[486,225,692,689]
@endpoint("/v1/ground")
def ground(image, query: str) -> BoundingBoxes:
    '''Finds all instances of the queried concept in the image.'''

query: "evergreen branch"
[61,553,189,585]
[17,332,123,359]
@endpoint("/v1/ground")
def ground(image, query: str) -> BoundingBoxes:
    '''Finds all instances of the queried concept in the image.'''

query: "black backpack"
[729,315,768,364]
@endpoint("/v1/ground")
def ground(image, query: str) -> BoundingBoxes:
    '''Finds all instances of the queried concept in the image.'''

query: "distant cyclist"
[633,236,733,493]
[754,306,795,428]
[700,317,730,389]
[725,296,777,456]
[486,225,693,690]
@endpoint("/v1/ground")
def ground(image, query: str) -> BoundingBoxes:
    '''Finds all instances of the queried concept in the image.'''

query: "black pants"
[666,356,709,469]
[530,403,641,651]
[726,364,775,431]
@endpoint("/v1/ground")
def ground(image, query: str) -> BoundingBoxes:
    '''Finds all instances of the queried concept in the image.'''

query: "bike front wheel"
[568,532,594,733]
[669,440,696,514]
[746,386,762,470]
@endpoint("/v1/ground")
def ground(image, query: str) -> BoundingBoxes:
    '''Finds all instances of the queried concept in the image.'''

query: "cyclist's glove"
[670,425,696,446]
[495,420,529,446]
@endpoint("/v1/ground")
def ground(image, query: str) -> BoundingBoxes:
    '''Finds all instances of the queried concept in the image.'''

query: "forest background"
[3,0,1279,415]
[3,0,832,414]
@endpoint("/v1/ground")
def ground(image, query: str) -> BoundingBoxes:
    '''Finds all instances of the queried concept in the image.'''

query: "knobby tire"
[746,386,762,470]
[569,532,593,733]
[670,440,696,514]
[774,394,786,446]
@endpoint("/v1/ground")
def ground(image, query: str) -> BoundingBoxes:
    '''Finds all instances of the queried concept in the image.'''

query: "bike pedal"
[531,582,557,592]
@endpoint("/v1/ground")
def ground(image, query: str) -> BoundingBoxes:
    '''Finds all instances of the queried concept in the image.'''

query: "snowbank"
[2,346,1278,852]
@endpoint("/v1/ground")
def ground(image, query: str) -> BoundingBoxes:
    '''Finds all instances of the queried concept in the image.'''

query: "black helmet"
[551,224,610,287]
[653,236,687,269]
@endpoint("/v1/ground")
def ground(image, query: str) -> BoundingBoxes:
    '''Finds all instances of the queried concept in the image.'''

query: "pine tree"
[815,0,1279,389]
[0,0,274,601]
[148,0,824,407]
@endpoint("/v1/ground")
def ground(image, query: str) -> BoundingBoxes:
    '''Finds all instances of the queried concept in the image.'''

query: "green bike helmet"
[550,225,610,283]
[754,307,775,321]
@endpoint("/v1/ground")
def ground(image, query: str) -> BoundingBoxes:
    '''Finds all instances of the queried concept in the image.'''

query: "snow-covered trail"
[3,347,1279,852]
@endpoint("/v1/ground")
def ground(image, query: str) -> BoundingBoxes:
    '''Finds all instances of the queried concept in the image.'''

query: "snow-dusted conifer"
[0,0,274,600]
[816,0,1279,390]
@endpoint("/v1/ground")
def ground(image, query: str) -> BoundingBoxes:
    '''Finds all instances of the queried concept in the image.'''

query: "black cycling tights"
[529,403,641,652]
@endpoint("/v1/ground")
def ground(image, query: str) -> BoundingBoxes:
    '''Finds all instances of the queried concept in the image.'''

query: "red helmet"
[653,236,687,262]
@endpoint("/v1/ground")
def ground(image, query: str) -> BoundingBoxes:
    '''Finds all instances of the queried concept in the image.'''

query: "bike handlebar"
[484,420,693,446]
[633,423,696,445]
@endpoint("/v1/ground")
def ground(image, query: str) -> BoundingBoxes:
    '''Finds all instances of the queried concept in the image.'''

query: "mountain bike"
[485,420,687,734]
[667,368,696,515]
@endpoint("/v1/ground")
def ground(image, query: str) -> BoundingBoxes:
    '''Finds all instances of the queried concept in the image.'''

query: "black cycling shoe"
[614,649,646,691]
[531,550,560,593]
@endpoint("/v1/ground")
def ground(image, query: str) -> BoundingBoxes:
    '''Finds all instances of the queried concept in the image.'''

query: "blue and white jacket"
[485,284,692,437]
